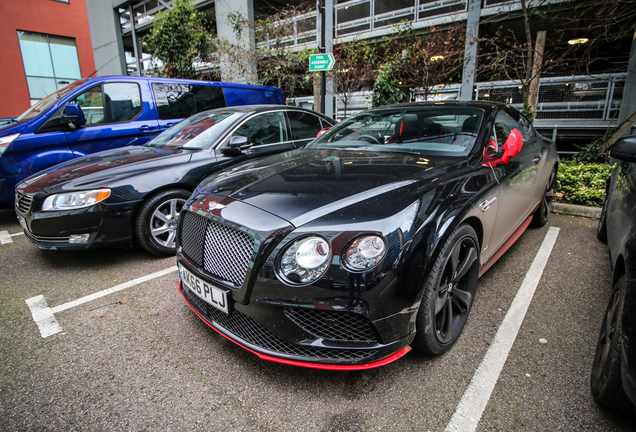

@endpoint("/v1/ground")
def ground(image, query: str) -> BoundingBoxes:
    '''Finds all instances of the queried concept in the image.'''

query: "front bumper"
[179,278,413,368]
[16,199,139,250]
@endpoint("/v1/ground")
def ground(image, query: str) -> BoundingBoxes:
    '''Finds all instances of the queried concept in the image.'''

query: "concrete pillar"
[324,0,335,119]
[460,0,481,101]
[618,27,636,127]
[216,0,258,84]
[85,0,127,76]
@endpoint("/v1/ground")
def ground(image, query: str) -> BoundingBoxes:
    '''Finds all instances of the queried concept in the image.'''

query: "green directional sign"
[309,53,335,72]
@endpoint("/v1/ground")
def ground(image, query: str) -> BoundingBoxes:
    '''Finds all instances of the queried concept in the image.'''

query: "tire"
[531,166,557,227]
[411,223,480,355]
[590,275,633,412]
[134,188,190,256]
[597,199,608,242]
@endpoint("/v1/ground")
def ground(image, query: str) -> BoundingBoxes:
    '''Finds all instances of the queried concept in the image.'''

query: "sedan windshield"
[146,111,244,150]
[310,106,485,157]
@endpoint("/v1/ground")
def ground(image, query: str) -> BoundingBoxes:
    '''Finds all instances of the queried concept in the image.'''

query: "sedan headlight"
[343,235,386,272]
[0,133,19,157]
[279,236,331,285]
[42,188,111,211]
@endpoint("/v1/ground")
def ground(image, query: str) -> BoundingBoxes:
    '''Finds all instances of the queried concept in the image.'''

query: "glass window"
[17,31,81,101]
[74,85,104,125]
[232,112,288,146]
[287,111,324,140]
[146,111,243,150]
[152,83,226,120]
[494,110,527,148]
[72,83,141,126]
[311,106,485,157]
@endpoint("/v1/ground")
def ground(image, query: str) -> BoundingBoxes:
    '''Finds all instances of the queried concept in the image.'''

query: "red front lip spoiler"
[179,282,412,370]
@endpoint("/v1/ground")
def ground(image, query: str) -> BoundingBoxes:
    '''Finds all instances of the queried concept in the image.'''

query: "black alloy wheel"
[597,199,608,242]
[412,223,479,355]
[532,166,557,227]
[590,275,632,412]
[134,188,190,256]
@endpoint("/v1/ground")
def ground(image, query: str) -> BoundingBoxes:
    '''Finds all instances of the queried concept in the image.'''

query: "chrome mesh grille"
[183,286,378,362]
[179,211,255,287]
[285,308,378,342]
[179,211,207,265]
[15,191,33,214]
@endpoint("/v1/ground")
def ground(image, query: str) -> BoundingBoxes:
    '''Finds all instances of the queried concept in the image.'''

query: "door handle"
[138,125,155,132]
[479,197,497,212]
[533,156,541,163]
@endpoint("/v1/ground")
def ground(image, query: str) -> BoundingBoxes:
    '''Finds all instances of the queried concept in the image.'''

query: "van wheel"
[135,189,190,256]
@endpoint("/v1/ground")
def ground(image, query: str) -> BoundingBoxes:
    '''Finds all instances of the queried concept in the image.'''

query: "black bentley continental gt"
[176,102,559,369]
[14,105,334,255]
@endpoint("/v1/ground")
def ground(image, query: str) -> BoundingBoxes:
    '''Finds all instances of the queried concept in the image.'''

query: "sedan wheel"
[412,223,479,355]
[135,189,190,256]
[590,275,632,411]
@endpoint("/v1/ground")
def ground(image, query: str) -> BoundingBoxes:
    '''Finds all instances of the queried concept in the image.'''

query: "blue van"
[0,76,285,208]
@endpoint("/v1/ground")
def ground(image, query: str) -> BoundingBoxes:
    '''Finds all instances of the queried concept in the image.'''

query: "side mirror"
[501,128,523,164]
[317,126,331,137]
[62,103,86,129]
[609,137,636,163]
[221,135,252,155]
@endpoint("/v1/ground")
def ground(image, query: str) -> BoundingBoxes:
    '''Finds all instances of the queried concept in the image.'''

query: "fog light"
[69,234,90,244]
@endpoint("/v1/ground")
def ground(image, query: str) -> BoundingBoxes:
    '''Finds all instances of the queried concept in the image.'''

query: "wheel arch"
[130,184,194,242]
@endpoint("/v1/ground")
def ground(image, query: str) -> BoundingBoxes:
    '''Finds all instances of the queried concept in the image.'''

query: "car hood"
[193,148,467,227]
[18,146,195,193]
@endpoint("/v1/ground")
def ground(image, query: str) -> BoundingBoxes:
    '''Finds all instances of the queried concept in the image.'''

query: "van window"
[287,111,324,140]
[152,83,226,120]
[73,83,142,126]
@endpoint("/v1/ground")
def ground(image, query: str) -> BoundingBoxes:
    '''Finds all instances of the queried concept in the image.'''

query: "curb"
[552,202,602,219]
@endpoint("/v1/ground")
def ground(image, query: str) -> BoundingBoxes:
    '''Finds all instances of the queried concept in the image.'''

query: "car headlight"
[0,133,19,157]
[343,235,386,272]
[42,188,111,211]
[279,236,331,285]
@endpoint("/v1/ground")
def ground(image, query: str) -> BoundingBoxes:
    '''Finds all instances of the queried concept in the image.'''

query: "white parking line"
[26,266,178,338]
[445,226,560,432]
[0,230,23,244]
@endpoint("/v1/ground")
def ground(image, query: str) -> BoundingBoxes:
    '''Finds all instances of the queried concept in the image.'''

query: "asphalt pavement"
[0,207,633,431]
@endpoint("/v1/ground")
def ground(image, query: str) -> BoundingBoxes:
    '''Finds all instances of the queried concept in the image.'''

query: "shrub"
[555,161,612,207]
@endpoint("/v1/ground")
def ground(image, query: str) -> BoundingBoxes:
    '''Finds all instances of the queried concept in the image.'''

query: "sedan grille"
[180,211,255,287]
[15,191,33,214]
[183,287,378,362]
[284,308,378,342]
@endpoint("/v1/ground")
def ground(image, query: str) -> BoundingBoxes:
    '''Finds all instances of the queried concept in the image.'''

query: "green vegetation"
[142,0,212,79]
[555,161,612,207]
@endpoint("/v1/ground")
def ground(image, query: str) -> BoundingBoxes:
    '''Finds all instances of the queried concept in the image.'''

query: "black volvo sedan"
[175,102,559,369]
[14,105,334,255]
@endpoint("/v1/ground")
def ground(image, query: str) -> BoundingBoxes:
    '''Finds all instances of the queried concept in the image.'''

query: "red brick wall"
[0,0,95,118]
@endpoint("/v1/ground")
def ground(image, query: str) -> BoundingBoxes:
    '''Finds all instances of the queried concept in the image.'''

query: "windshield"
[16,79,89,122]
[310,106,485,157]
[146,111,244,150]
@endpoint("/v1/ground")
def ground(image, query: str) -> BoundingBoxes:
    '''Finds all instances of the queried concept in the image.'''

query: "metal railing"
[290,74,626,127]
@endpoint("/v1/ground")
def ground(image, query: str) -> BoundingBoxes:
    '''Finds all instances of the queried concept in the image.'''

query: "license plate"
[16,214,27,231]
[179,264,229,314]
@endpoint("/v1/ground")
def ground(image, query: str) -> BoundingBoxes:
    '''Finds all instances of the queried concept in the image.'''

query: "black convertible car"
[176,101,559,369]
[14,105,333,255]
